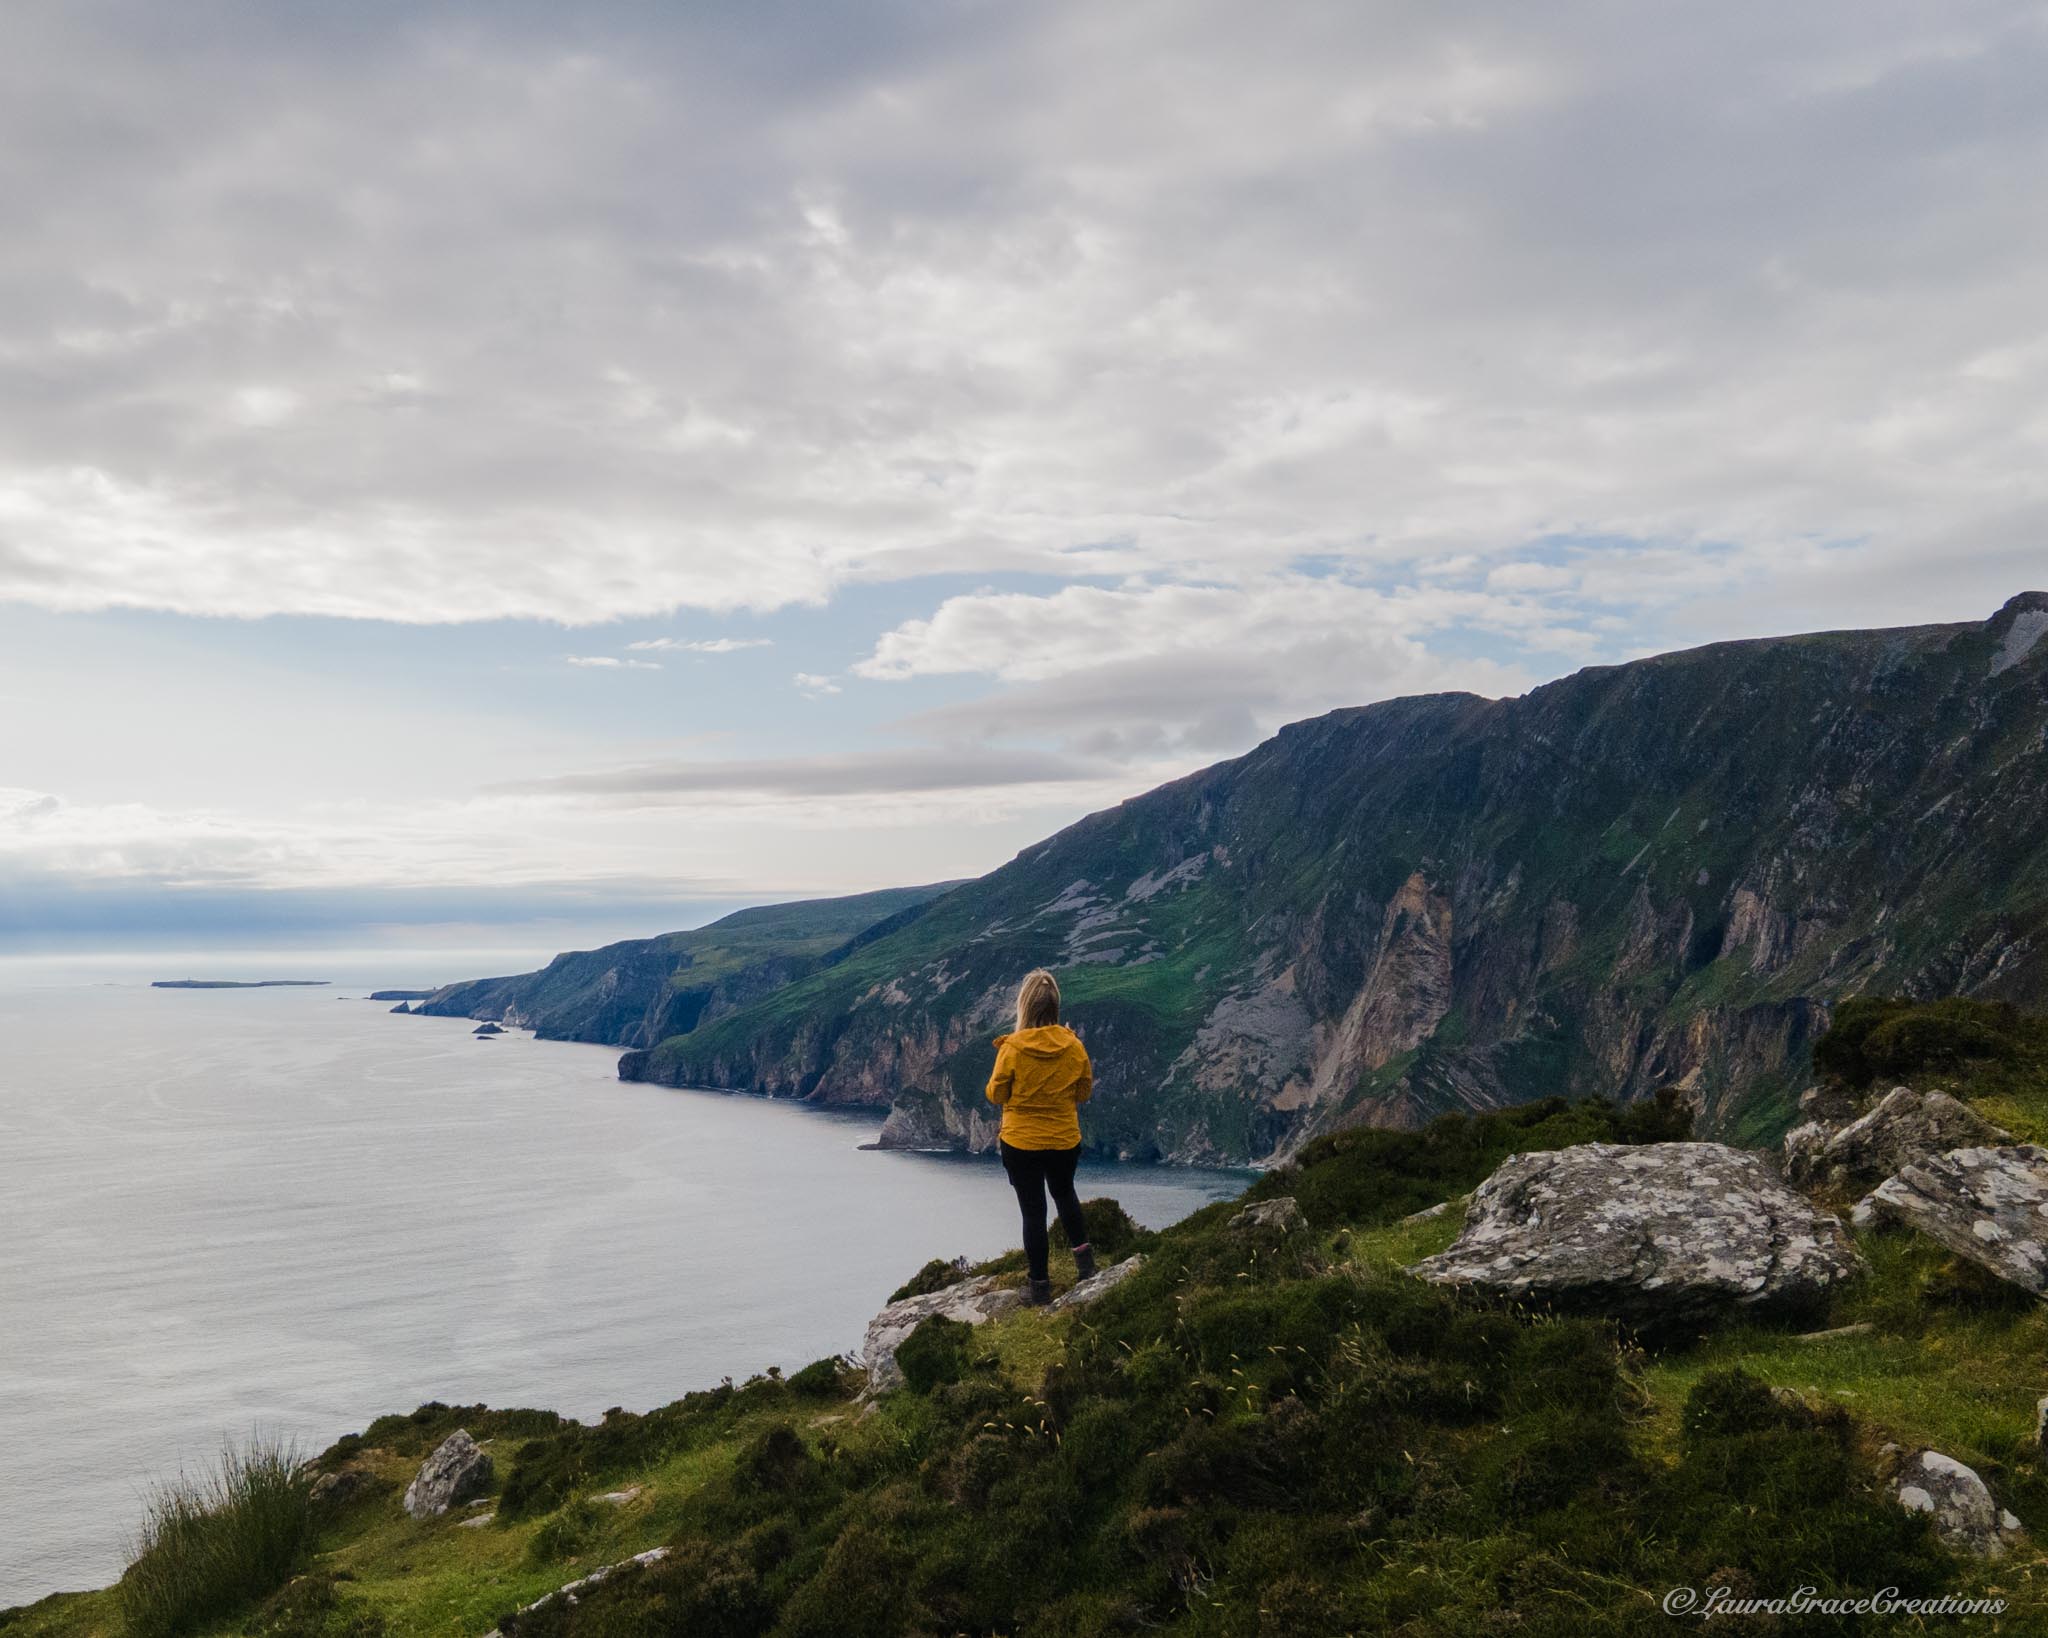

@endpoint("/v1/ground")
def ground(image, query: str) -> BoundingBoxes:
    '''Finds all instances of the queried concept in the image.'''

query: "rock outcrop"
[1892,1450,2028,1558]
[499,1547,671,1628]
[1783,1086,2009,1194]
[1409,1143,1865,1320]
[1229,1198,1307,1237]
[860,1277,1027,1394]
[1048,1254,1146,1311]
[402,1429,493,1520]
[1851,1145,2048,1293]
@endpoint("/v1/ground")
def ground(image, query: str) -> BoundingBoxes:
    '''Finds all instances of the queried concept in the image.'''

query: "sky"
[2,0,2046,954]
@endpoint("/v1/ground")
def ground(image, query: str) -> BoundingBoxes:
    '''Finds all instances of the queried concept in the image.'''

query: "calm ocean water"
[0,956,1248,1606]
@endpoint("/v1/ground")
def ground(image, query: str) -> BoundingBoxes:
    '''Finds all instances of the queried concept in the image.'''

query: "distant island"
[151,979,331,989]
[366,989,434,1000]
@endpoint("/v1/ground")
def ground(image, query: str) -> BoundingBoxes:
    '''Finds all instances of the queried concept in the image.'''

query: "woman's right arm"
[985,1043,1015,1107]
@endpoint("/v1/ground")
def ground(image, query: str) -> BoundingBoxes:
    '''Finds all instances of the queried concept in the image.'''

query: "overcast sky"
[3,0,2045,953]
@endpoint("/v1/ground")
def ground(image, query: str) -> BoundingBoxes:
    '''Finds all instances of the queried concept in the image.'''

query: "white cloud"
[861,576,1540,756]
[0,2,2036,629]
[566,654,661,670]
[793,672,843,696]
[627,637,772,653]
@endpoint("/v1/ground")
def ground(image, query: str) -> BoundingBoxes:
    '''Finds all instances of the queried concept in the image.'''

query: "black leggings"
[1000,1140,1090,1281]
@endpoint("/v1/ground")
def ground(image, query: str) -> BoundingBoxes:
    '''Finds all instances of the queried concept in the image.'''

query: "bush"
[1052,1198,1151,1260]
[1813,997,2019,1088]
[888,1257,971,1302]
[1244,1095,1691,1230]
[242,1574,385,1638]
[895,1316,974,1395]
[786,1355,853,1399]
[119,1438,313,1638]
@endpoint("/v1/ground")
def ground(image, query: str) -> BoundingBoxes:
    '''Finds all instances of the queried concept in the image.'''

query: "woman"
[985,968,1096,1305]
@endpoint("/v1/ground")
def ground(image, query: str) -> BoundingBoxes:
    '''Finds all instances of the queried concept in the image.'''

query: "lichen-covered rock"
[1893,1450,2027,1558]
[1783,1087,2009,1193]
[1852,1145,2048,1293]
[1048,1254,1145,1312]
[1229,1197,1307,1237]
[402,1429,493,1519]
[1408,1142,1864,1319]
[860,1275,1026,1394]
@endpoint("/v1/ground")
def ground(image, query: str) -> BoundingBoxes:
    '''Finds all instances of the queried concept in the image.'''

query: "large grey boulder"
[1851,1145,2048,1293]
[1893,1450,2027,1558]
[1784,1087,2009,1194]
[860,1275,1026,1395]
[402,1429,493,1519]
[1408,1142,1864,1320]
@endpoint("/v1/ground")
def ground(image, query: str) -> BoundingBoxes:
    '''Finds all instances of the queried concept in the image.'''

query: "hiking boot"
[1072,1244,1098,1281]
[1027,1277,1054,1306]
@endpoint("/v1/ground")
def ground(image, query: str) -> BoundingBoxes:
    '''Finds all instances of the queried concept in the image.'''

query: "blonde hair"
[1015,968,1061,1031]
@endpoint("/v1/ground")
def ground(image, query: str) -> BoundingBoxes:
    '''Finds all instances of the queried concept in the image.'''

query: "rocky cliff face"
[616,594,2048,1163]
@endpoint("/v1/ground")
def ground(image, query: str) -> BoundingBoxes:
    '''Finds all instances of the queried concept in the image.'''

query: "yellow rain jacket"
[984,1024,1093,1150]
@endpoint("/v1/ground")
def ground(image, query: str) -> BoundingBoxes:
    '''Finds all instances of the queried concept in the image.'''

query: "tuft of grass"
[117,1438,313,1638]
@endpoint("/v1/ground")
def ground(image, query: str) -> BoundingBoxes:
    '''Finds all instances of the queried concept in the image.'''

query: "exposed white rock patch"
[1991,607,2048,676]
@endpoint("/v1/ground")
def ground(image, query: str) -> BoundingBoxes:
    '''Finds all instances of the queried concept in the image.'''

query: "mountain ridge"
[425,595,2048,1166]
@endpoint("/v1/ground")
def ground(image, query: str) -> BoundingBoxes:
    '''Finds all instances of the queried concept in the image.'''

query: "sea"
[0,953,1248,1607]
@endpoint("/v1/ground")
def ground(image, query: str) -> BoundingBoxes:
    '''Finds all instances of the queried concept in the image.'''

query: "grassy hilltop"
[10,1001,2047,1638]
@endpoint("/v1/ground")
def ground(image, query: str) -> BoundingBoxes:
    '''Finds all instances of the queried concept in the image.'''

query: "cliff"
[617,594,2048,1163]
[411,884,960,1047]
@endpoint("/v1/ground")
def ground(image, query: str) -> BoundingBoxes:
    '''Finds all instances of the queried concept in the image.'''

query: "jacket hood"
[996,1024,1081,1057]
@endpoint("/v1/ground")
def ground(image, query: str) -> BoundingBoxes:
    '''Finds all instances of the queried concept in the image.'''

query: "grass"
[116,1440,313,1638]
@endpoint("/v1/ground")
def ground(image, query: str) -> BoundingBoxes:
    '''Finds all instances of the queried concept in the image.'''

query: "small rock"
[1409,1142,1865,1320]
[1854,1145,2048,1293]
[1048,1254,1145,1311]
[1399,1195,1467,1227]
[592,1485,643,1505]
[403,1429,494,1519]
[473,1021,504,1036]
[860,1275,1028,1395]
[1229,1197,1307,1236]
[1893,1449,2027,1558]
[2035,1395,2047,1455]
[458,1511,494,1529]
[1791,1322,1873,1345]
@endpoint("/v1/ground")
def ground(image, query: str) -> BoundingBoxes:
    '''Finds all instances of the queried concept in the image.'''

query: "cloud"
[793,672,843,696]
[856,574,1541,754]
[0,1,2039,631]
[627,636,772,653]
[566,654,661,669]
[503,747,1110,804]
